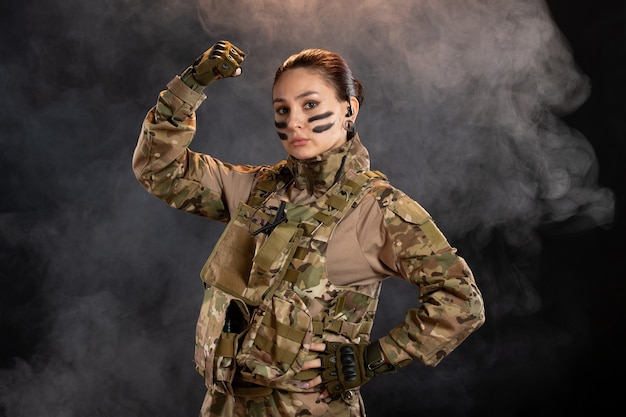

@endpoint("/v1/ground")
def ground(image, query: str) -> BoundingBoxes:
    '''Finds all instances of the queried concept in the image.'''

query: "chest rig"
[194,162,388,393]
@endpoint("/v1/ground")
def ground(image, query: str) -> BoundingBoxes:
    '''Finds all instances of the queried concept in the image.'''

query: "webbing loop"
[166,76,206,111]
[262,313,307,343]
[215,333,237,358]
[327,194,350,211]
[311,319,374,339]
[253,222,300,271]
[253,331,298,365]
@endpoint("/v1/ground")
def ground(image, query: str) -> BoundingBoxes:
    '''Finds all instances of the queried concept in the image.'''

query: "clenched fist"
[182,40,246,90]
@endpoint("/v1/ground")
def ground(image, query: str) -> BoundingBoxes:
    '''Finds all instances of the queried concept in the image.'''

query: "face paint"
[274,109,335,138]
[308,111,334,134]
[312,122,334,133]
[307,111,333,123]
[274,121,288,140]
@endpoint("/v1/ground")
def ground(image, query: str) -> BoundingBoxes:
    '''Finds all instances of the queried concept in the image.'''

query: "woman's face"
[272,68,354,160]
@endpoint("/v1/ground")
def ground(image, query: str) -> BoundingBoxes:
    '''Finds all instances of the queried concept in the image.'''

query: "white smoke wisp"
[196,0,614,242]
[194,0,615,353]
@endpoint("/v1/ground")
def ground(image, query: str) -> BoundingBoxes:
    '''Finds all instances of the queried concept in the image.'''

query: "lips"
[290,137,309,146]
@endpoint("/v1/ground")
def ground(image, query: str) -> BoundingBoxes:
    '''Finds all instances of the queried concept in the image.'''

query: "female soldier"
[133,40,485,417]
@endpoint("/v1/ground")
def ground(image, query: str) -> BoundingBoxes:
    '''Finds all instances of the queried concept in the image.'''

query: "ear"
[347,96,360,120]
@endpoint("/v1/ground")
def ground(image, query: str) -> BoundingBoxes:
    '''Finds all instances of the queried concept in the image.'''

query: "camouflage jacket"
[133,88,485,392]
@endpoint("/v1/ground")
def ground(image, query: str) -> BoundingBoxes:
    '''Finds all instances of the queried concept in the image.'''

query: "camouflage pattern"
[133,104,263,222]
[196,138,387,396]
[194,285,238,391]
[200,386,365,417]
[372,187,485,367]
[133,79,485,416]
[155,41,245,126]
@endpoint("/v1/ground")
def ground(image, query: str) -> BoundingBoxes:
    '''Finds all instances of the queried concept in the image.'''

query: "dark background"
[1,1,623,416]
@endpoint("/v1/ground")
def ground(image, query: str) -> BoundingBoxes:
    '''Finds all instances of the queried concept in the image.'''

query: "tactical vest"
[193,163,388,395]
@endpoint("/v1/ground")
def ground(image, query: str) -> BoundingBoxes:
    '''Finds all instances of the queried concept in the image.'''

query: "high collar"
[286,134,371,197]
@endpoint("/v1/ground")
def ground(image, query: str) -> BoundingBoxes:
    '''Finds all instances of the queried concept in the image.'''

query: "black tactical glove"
[180,40,246,92]
[319,340,395,397]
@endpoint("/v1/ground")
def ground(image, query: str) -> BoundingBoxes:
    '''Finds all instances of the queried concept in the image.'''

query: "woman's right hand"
[190,40,246,85]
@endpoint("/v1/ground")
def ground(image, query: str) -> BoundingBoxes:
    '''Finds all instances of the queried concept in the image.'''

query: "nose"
[288,109,305,130]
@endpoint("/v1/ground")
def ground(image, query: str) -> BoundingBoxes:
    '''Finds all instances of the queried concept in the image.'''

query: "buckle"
[367,356,385,371]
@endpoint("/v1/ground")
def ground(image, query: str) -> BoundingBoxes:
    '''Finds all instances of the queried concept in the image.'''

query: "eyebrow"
[273,90,319,104]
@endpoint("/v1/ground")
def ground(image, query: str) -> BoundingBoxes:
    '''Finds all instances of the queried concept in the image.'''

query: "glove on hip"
[319,340,395,397]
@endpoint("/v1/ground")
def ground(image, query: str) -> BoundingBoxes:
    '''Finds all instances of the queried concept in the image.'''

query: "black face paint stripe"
[312,122,334,133]
[308,111,333,123]
[277,132,288,140]
[275,121,287,129]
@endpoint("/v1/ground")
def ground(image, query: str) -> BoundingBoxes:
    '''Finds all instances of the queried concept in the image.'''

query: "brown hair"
[274,49,364,106]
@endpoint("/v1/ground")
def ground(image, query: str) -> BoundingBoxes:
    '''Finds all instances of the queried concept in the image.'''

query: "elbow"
[462,286,486,332]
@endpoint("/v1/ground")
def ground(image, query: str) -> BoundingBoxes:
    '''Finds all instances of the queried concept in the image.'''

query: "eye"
[275,106,288,115]
[304,101,318,110]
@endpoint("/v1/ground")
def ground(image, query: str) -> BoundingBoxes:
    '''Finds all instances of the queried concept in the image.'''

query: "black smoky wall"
[1,1,623,416]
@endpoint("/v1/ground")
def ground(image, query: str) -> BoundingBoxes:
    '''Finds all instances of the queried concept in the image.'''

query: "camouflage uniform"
[133,86,485,416]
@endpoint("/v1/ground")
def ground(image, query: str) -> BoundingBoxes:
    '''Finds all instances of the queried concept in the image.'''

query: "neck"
[286,134,370,196]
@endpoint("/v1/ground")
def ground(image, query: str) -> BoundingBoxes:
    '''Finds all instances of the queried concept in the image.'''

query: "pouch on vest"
[236,288,313,387]
[212,299,251,395]
[194,286,232,388]
[197,169,389,390]
[198,202,306,389]
[199,203,255,302]
[200,201,303,306]
[194,289,252,393]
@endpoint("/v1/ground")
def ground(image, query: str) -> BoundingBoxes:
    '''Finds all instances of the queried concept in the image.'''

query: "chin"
[288,147,317,160]
[290,152,313,160]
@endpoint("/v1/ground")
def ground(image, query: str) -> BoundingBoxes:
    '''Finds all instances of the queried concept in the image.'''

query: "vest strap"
[232,385,274,397]
[293,369,318,380]
[262,312,307,343]
[311,319,374,340]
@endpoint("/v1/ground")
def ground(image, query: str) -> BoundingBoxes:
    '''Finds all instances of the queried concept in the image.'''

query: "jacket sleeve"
[375,187,486,368]
[132,84,260,221]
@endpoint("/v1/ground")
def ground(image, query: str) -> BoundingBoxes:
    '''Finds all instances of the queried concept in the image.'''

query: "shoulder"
[366,183,452,252]
[366,182,431,226]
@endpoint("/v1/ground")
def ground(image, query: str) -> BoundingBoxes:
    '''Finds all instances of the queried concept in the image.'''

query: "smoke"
[0,0,615,416]
[193,0,614,240]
